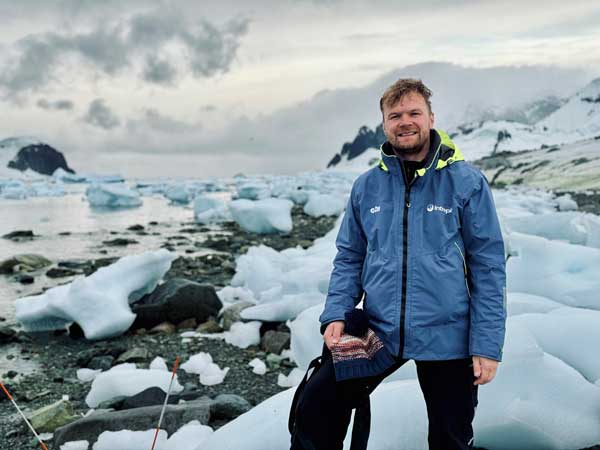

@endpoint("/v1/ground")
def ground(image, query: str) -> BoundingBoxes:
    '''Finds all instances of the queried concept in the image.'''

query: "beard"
[389,129,430,157]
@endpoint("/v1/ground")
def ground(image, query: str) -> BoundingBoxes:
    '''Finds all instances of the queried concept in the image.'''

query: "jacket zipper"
[399,167,416,359]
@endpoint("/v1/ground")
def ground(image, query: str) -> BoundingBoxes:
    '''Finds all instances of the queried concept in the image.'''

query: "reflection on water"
[0,190,226,319]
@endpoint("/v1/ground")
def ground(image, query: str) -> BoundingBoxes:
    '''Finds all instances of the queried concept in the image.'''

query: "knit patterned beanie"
[330,309,396,381]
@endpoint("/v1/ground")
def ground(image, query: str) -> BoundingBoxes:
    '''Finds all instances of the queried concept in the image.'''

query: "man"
[291,79,506,450]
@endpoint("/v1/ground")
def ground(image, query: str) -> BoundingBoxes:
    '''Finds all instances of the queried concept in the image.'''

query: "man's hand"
[323,321,345,349]
[472,355,498,385]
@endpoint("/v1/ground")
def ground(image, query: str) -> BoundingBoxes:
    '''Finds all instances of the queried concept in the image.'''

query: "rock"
[210,394,252,421]
[131,278,222,330]
[219,301,254,331]
[4,370,18,379]
[127,224,145,231]
[101,238,138,246]
[149,322,176,334]
[7,143,75,176]
[2,230,34,240]
[24,389,52,402]
[57,260,89,270]
[196,319,223,334]
[0,254,52,274]
[260,330,291,355]
[176,318,198,330]
[28,399,78,433]
[116,347,149,364]
[266,353,285,370]
[88,356,114,371]
[46,267,80,278]
[16,274,34,284]
[52,398,211,449]
[119,387,177,410]
[0,326,16,343]
[97,396,127,410]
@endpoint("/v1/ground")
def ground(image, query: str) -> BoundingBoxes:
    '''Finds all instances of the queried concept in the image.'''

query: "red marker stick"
[150,357,181,450]
[0,381,49,450]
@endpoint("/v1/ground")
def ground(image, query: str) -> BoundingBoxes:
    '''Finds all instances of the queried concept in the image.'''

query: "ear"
[430,111,435,127]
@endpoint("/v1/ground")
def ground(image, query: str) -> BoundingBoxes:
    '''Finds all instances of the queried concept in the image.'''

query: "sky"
[0,0,599,179]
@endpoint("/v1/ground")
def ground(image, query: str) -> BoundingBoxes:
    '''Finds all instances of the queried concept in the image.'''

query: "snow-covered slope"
[539,78,600,136]
[478,137,600,191]
[452,78,600,161]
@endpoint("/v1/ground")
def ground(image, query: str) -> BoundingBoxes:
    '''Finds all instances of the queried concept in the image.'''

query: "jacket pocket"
[454,241,471,299]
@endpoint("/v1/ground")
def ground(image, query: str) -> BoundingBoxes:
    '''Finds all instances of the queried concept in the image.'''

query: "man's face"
[382,92,434,155]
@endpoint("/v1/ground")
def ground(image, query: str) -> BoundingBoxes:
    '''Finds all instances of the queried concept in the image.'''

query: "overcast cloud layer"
[0,0,599,178]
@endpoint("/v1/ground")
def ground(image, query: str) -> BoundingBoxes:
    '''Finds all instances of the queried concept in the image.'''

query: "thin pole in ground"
[0,381,49,450]
[150,356,181,450]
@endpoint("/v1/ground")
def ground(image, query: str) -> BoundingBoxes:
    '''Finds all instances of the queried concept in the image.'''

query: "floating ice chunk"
[193,195,231,224]
[168,420,213,449]
[77,368,101,382]
[85,365,183,407]
[235,182,271,200]
[504,211,600,248]
[507,232,600,309]
[248,358,267,375]
[303,193,346,217]
[164,184,190,204]
[1,179,30,199]
[241,292,325,322]
[60,441,89,450]
[216,286,256,305]
[512,307,600,383]
[224,321,261,349]
[200,364,229,386]
[53,168,87,183]
[277,368,304,387]
[16,249,176,339]
[181,352,229,386]
[229,198,293,234]
[92,429,166,450]
[556,194,578,211]
[86,183,142,208]
[181,352,213,374]
[149,357,168,371]
[507,292,564,316]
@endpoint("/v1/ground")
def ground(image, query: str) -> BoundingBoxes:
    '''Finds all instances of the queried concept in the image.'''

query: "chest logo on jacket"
[369,205,381,214]
[426,204,452,214]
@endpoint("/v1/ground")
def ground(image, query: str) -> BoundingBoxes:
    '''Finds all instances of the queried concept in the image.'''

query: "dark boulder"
[131,278,222,330]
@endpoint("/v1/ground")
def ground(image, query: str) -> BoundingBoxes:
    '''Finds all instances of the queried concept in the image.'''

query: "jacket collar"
[378,129,465,177]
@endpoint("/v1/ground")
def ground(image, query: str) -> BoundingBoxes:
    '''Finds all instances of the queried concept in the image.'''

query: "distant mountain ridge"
[328,77,600,167]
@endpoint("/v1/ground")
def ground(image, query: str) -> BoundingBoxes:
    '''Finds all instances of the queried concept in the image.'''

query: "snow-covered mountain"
[329,77,600,169]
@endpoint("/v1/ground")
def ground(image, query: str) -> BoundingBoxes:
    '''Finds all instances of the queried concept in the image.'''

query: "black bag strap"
[288,350,374,450]
[288,355,323,434]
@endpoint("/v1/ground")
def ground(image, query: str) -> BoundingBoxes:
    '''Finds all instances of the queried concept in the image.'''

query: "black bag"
[288,349,373,450]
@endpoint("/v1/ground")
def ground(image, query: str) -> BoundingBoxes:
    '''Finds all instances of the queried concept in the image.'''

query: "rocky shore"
[0,207,337,449]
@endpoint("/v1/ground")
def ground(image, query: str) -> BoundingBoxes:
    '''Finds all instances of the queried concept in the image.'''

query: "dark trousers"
[291,354,478,450]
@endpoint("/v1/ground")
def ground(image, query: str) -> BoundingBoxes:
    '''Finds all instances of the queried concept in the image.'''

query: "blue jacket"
[320,129,506,361]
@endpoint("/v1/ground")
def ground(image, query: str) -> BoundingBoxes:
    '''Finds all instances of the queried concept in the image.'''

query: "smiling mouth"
[397,131,417,137]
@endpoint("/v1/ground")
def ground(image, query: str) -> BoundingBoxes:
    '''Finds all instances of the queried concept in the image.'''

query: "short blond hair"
[380,78,432,114]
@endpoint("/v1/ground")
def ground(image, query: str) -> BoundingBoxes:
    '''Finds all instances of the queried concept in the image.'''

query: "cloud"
[0,7,250,95]
[83,98,120,130]
[142,55,177,85]
[127,108,200,134]
[37,98,74,110]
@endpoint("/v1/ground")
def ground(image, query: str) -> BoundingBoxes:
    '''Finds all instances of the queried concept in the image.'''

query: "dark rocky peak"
[7,143,75,176]
[328,124,385,168]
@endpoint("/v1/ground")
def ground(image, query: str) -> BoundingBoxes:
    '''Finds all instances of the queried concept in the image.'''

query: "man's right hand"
[323,321,345,349]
